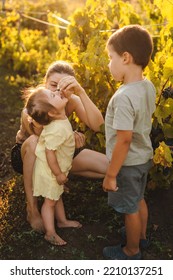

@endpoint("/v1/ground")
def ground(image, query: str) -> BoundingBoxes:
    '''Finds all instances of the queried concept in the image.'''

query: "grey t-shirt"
[105,78,156,166]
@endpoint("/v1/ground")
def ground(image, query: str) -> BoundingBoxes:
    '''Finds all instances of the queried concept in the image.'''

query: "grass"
[0,175,120,260]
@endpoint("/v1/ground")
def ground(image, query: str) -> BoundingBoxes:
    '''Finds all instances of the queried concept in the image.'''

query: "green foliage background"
[1,0,173,188]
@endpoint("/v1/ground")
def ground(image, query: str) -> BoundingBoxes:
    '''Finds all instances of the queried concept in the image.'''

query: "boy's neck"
[123,65,144,84]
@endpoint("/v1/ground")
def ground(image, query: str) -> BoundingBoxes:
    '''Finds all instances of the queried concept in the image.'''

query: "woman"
[12,60,108,232]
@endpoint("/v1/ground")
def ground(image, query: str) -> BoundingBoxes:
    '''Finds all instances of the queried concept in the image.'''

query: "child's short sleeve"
[112,94,134,130]
[44,132,66,151]
[40,121,67,151]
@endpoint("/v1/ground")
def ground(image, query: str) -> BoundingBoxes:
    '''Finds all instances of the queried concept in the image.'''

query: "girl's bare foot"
[57,220,82,228]
[44,234,67,246]
[27,209,45,233]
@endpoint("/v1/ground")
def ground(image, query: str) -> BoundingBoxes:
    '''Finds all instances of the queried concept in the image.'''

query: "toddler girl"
[25,86,82,245]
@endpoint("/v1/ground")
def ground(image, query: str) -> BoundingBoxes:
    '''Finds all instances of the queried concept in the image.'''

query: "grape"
[165,138,173,151]
[163,167,170,176]
[162,87,173,99]
[150,126,164,149]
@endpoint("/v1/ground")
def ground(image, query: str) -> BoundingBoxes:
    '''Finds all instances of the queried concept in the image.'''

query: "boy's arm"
[45,148,68,185]
[103,130,132,192]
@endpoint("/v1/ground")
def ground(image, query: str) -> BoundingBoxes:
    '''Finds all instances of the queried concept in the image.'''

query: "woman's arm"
[21,109,43,136]
[58,76,104,132]
[75,89,104,132]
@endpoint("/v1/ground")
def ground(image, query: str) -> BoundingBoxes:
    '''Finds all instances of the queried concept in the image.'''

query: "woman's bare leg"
[55,196,82,228]
[70,149,108,178]
[21,135,44,232]
[42,198,66,245]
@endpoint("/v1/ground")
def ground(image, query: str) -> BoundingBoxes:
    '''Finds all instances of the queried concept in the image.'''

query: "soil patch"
[0,80,173,260]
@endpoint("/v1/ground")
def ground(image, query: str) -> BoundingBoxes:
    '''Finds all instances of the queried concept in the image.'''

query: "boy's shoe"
[119,226,150,249]
[103,244,141,260]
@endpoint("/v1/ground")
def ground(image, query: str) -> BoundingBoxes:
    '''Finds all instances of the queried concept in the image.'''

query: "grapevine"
[0,0,173,188]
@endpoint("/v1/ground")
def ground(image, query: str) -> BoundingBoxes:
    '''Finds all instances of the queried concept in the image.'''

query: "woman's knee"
[72,148,108,171]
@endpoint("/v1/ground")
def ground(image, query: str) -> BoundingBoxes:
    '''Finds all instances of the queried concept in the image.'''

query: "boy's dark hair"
[107,25,153,69]
[44,60,75,82]
[25,88,55,125]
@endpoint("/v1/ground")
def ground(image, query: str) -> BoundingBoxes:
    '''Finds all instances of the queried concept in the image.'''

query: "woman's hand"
[102,175,118,192]
[58,75,104,132]
[56,173,68,185]
[58,76,84,98]
[74,131,85,148]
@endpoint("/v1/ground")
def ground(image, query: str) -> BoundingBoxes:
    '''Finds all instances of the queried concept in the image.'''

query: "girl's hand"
[74,131,85,148]
[102,175,118,192]
[58,76,84,97]
[56,173,68,185]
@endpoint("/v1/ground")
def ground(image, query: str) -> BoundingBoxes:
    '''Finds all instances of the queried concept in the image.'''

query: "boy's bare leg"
[55,196,82,228]
[139,198,148,239]
[123,212,141,256]
[21,135,44,232]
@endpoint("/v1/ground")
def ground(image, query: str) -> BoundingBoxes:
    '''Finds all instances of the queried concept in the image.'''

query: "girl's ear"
[48,110,56,117]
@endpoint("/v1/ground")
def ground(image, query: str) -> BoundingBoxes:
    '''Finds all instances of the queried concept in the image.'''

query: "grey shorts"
[108,160,153,214]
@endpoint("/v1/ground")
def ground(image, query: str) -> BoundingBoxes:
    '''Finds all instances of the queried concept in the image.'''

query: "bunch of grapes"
[162,86,173,99]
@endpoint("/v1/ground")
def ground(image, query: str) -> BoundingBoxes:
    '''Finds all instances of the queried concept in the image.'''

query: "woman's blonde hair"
[44,60,75,83]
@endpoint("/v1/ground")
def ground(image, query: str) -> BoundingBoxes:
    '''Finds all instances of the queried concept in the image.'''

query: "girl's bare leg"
[42,198,66,246]
[55,196,82,228]
[71,149,108,178]
[21,135,44,232]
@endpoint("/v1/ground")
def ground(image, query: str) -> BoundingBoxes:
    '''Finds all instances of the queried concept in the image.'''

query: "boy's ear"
[122,52,131,64]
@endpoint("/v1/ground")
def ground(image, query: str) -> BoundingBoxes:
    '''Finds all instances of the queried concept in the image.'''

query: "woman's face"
[45,72,68,92]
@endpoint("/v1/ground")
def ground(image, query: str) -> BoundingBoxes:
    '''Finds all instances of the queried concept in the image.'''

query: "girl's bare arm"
[45,148,67,185]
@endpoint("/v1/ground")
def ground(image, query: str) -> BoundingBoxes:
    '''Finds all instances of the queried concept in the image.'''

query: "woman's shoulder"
[15,108,31,143]
[21,108,30,127]
[21,107,29,121]
[20,108,32,133]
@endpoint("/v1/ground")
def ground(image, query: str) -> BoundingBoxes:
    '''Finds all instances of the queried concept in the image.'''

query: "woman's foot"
[57,220,82,228]
[27,208,44,233]
[44,234,67,246]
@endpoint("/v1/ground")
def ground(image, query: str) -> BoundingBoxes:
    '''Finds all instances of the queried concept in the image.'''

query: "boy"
[103,25,156,260]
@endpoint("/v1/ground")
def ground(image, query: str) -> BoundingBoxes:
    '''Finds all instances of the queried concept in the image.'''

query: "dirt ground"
[0,79,173,260]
